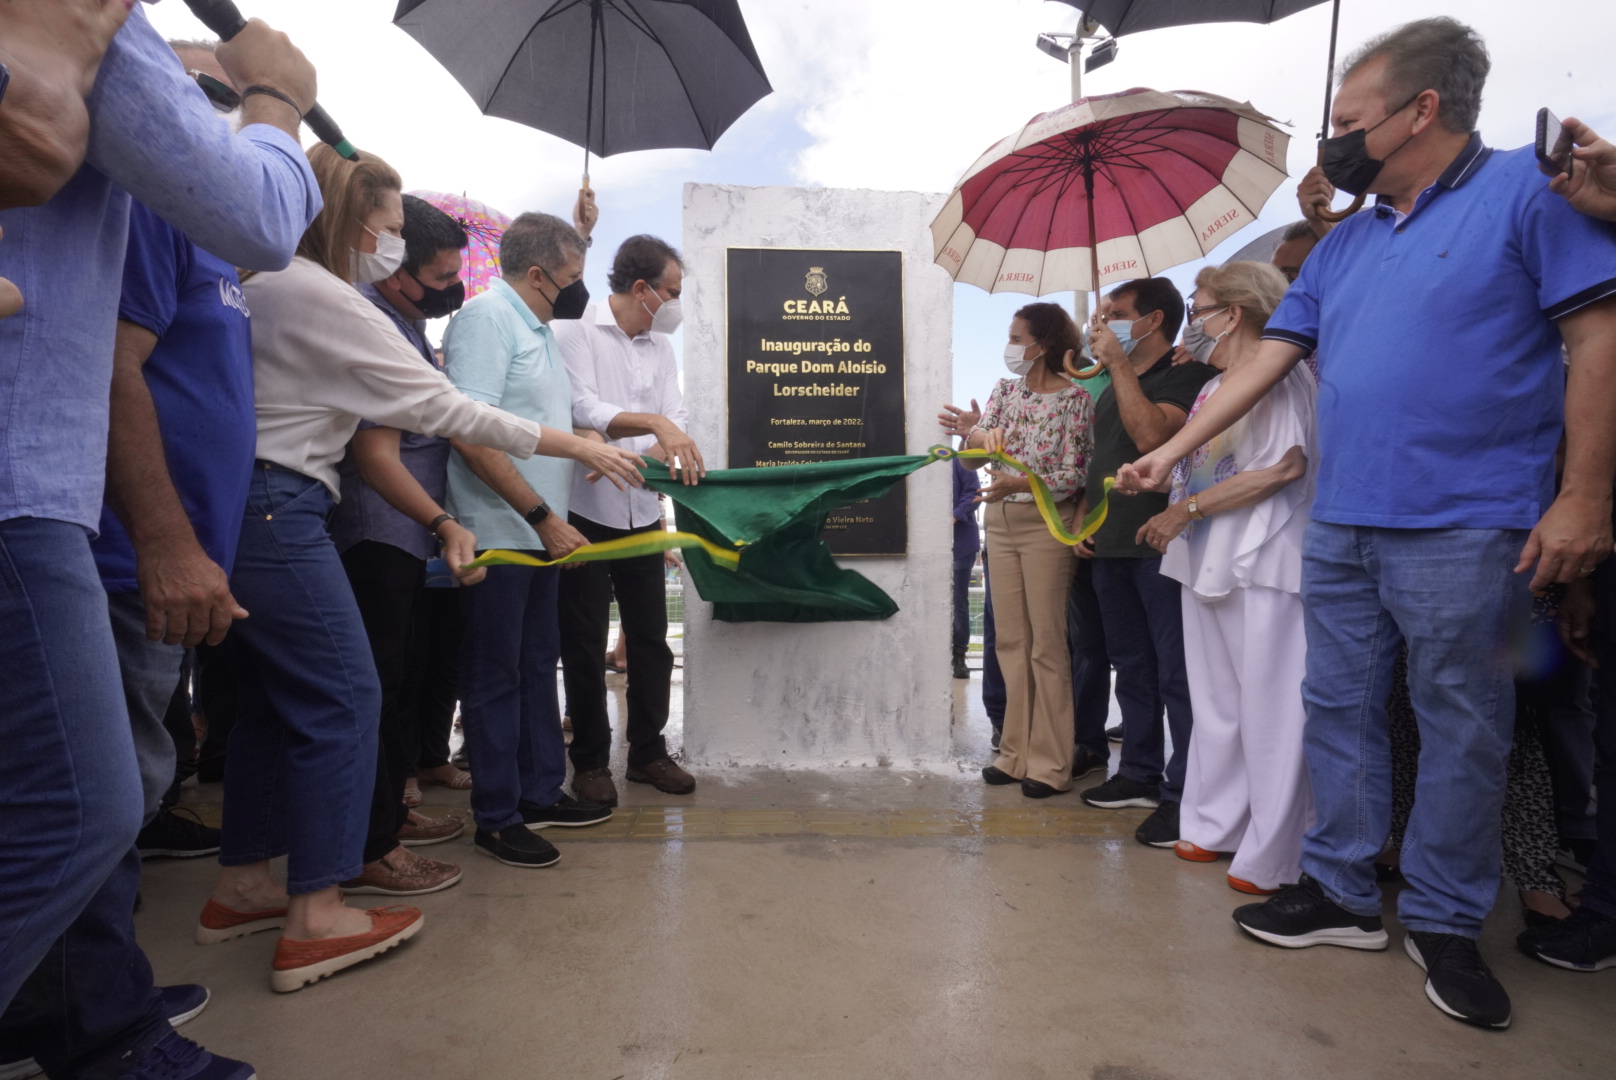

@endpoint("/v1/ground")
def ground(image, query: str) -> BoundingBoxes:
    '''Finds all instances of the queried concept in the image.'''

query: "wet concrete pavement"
[139,673,1616,1079]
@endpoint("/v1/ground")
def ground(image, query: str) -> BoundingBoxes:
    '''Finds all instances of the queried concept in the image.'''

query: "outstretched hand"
[1549,117,1616,223]
[938,399,981,440]
[1114,454,1173,495]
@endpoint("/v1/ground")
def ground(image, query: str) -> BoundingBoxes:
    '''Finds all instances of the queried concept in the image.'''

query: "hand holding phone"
[1537,107,1574,177]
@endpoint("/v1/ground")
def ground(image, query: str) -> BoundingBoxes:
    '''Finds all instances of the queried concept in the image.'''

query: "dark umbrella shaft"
[182,0,358,160]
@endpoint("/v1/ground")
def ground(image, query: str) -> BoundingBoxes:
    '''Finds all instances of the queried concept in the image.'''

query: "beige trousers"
[985,499,1078,790]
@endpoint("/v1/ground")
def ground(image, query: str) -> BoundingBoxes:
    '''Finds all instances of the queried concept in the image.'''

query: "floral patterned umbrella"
[408,190,510,298]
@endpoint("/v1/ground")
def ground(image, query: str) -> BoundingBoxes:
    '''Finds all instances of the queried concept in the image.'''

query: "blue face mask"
[1107,317,1142,356]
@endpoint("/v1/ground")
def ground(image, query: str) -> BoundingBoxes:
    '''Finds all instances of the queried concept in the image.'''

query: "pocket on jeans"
[245,467,327,520]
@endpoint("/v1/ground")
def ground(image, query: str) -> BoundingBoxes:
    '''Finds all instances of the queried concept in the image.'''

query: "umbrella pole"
[1314,0,1365,223]
[582,0,601,183]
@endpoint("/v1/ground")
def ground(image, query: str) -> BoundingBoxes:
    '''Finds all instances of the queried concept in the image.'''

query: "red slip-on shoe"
[270,905,423,993]
[195,898,288,945]
[1228,874,1282,896]
[1173,840,1221,863]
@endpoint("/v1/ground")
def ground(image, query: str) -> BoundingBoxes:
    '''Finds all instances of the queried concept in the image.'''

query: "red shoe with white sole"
[1173,840,1221,863]
[270,905,423,992]
[1228,874,1281,896]
[195,898,287,945]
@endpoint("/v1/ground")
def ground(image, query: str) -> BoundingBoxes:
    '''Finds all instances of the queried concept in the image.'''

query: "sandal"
[418,767,472,791]
[402,777,423,808]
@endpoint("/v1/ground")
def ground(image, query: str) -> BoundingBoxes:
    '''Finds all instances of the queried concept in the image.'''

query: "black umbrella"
[393,0,772,176]
[1055,0,1362,220]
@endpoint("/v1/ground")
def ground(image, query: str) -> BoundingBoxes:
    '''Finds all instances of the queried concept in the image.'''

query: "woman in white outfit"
[1135,261,1316,894]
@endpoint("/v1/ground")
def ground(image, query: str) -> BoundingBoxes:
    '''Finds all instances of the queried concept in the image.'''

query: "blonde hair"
[296,144,402,282]
[1194,261,1290,334]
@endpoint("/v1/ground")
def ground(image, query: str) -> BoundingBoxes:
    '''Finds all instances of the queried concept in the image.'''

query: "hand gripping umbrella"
[1055,0,1363,222]
[931,88,1290,374]
[393,0,772,181]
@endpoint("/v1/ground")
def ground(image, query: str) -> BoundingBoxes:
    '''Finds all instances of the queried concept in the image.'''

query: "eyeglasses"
[189,70,241,114]
[1186,302,1227,320]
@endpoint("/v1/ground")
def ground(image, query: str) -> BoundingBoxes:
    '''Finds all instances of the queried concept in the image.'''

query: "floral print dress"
[977,377,1094,503]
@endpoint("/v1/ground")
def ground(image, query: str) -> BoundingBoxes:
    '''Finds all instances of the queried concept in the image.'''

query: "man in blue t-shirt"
[1122,18,1616,1029]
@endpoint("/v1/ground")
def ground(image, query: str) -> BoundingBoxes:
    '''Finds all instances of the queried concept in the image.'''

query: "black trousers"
[559,514,672,771]
[342,540,439,863]
[415,586,461,770]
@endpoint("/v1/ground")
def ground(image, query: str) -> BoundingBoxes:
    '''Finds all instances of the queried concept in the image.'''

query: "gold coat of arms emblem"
[804,266,828,297]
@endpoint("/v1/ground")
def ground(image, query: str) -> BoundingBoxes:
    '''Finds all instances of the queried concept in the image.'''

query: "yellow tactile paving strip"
[173,802,1140,841]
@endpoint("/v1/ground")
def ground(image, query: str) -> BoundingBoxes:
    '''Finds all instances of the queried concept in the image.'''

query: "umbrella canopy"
[410,190,510,298]
[931,88,1290,296]
[1054,0,1331,37]
[1220,221,1290,265]
[393,0,772,161]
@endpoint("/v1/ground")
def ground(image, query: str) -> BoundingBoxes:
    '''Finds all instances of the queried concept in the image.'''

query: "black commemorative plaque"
[725,248,907,556]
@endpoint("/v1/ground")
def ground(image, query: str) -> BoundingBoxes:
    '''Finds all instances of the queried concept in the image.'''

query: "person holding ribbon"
[942,303,1094,798]
[1134,261,1316,896]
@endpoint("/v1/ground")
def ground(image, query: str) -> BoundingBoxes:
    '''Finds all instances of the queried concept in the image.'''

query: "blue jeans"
[951,554,974,652]
[106,591,186,822]
[220,465,380,893]
[981,560,1005,727]
[1068,559,1111,762]
[1092,556,1193,800]
[1581,552,1616,920]
[1299,522,1528,937]
[0,518,166,1075]
[459,562,567,833]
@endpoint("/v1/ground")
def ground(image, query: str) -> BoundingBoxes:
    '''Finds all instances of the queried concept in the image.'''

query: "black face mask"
[407,272,465,319]
[1320,92,1422,196]
[539,268,590,320]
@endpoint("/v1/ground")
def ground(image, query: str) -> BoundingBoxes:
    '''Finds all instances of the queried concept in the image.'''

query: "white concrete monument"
[680,183,955,768]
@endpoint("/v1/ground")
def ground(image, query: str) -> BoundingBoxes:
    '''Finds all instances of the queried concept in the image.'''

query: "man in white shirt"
[554,235,704,805]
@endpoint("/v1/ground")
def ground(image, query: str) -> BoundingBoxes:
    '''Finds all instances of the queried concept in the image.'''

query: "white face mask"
[1190,308,1234,364]
[642,288,683,334]
[1004,342,1041,376]
[350,224,406,283]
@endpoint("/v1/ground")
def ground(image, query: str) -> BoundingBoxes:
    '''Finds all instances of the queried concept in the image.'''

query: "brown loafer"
[395,811,465,847]
[571,767,618,808]
[626,756,696,795]
[341,847,462,897]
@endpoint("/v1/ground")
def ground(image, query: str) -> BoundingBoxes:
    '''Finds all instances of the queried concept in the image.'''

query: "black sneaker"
[519,794,612,829]
[1405,932,1511,1028]
[951,650,970,680]
[137,807,221,859]
[1517,905,1616,972]
[1080,773,1160,809]
[474,827,560,868]
[1134,800,1179,847]
[1020,779,1064,799]
[110,1033,253,1080]
[1233,874,1389,950]
[990,727,1001,750]
[1105,724,1123,742]
[1070,745,1106,781]
[981,765,1017,786]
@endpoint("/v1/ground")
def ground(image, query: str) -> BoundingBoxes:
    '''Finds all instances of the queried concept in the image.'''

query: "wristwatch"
[428,512,456,536]
[1187,495,1204,520]
[524,502,552,528]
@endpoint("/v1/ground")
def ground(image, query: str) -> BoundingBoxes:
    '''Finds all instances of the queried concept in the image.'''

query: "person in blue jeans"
[0,12,320,1079]
[1124,17,1616,1029]
[950,458,980,680]
[445,212,642,868]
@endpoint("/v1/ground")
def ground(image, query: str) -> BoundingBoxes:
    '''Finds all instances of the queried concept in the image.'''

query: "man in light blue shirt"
[445,212,633,869]
[0,9,321,1080]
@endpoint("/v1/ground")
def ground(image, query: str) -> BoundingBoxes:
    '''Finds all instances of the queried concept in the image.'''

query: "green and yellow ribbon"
[465,529,742,572]
[933,445,1114,547]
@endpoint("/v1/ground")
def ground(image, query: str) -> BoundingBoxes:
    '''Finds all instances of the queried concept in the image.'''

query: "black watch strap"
[524,502,552,527]
[428,512,455,535]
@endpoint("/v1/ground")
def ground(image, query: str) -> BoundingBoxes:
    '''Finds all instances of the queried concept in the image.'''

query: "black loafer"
[982,765,1017,785]
[1020,779,1064,799]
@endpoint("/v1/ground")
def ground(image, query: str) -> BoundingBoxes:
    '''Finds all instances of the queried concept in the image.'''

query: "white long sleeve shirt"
[243,257,544,498]
[554,301,689,529]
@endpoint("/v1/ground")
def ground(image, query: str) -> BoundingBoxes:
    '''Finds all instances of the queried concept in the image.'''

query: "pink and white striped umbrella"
[931,88,1290,296]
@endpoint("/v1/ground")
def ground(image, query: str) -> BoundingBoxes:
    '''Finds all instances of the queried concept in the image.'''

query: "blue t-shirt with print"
[92,202,257,591]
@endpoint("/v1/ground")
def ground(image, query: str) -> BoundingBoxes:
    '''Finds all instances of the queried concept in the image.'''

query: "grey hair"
[1339,17,1490,134]
[167,38,220,53]
[1281,220,1316,243]
[498,212,585,282]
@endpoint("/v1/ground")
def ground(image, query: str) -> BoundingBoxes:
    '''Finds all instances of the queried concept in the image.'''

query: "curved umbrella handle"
[1316,193,1366,223]
[1063,349,1104,381]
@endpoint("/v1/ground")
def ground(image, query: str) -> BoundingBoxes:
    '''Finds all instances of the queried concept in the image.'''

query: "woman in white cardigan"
[1136,261,1317,895]
[196,145,641,991]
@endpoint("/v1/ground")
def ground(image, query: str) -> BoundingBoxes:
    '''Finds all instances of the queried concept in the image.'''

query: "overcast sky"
[147,0,1616,411]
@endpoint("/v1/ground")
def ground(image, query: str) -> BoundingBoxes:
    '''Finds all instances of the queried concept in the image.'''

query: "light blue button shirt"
[443,278,575,550]
[0,5,320,531]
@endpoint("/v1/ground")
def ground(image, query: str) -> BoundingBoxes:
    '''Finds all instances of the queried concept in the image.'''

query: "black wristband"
[524,502,552,527]
[242,84,304,116]
[428,512,455,535]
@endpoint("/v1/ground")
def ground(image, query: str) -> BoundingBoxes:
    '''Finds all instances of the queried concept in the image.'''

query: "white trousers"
[1179,583,1313,890]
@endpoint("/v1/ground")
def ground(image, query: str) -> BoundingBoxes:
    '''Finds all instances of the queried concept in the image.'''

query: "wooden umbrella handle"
[1316,193,1365,223]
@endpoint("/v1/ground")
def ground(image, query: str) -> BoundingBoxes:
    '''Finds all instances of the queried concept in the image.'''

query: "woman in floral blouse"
[941,303,1094,797]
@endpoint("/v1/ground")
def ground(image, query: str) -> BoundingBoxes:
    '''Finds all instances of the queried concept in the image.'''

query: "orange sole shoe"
[1228,875,1281,895]
[195,898,288,945]
[270,905,423,993]
[1173,840,1221,863]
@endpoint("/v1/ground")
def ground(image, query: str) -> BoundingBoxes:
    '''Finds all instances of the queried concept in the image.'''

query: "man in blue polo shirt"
[1121,17,1616,1029]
